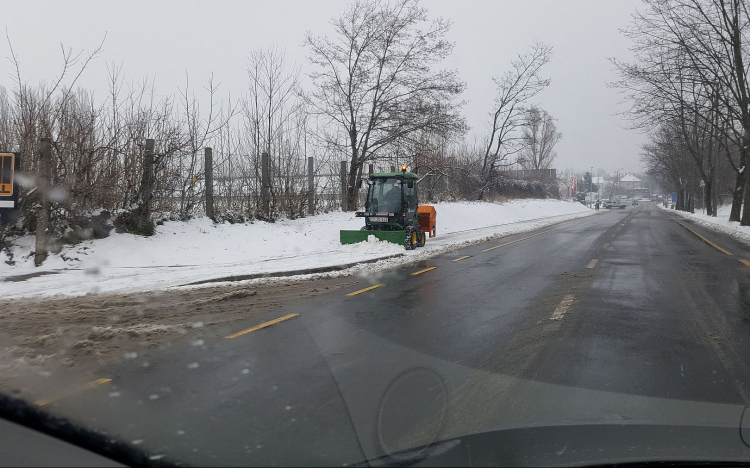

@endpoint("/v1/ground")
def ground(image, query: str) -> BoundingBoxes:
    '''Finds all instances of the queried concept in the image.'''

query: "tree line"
[613,0,750,221]
[0,0,563,248]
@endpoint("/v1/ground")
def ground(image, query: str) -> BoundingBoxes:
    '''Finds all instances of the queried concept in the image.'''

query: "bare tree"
[520,106,561,171]
[480,42,552,197]
[304,0,466,210]
[613,0,750,222]
[240,47,312,219]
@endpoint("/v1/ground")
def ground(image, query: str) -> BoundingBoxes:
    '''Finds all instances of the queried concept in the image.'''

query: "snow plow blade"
[340,230,405,246]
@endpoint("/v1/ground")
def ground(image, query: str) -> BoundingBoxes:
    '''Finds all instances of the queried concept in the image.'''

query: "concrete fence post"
[34,138,52,267]
[261,152,270,217]
[340,161,348,212]
[204,147,214,219]
[139,139,155,219]
[307,156,314,216]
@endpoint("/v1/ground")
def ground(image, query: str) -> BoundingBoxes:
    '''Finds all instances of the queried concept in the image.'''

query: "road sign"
[0,152,19,211]
[671,192,677,203]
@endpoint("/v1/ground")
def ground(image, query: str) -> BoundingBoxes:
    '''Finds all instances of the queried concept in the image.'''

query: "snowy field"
[1,199,594,298]
[659,204,750,243]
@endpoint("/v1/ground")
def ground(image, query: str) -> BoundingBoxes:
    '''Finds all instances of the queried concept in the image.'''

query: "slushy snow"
[659,203,750,243]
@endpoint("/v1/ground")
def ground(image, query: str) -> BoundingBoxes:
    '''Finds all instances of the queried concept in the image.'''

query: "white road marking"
[586,259,598,269]
[550,294,575,321]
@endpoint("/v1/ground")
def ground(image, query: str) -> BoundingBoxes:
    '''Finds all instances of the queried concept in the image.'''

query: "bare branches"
[520,106,561,171]
[482,42,552,181]
[613,0,750,220]
[303,0,466,209]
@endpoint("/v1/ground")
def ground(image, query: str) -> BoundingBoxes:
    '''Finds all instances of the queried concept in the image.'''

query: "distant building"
[620,174,642,190]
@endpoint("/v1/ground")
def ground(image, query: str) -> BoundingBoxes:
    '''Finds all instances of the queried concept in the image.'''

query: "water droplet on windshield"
[192,339,204,346]
[285,406,292,411]
[187,362,199,369]
[241,369,249,374]
[149,394,159,400]
[124,352,137,359]
[109,392,121,398]
[132,439,143,445]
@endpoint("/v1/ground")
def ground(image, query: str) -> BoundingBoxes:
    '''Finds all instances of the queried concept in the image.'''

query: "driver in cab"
[382,184,401,210]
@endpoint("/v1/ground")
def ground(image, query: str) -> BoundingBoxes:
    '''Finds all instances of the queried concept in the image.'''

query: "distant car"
[602,199,613,209]
[610,199,627,209]
[632,199,639,206]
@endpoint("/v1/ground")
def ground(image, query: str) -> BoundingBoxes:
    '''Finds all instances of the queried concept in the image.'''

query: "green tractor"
[340,166,436,250]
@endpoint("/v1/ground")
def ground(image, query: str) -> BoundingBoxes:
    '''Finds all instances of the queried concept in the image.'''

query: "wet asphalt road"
[35,202,750,466]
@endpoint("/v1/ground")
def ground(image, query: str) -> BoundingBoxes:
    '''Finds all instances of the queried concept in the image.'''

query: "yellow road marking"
[676,222,733,256]
[411,266,437,276]
[603,243,610,249]
[481,227,560,252]
[550,294,575,320]
[34,378,112,407]
[224,313,299,339]
[453,255,471,262]
[586,259,598,269]
[740,259,750,267]
[345,283,385,297]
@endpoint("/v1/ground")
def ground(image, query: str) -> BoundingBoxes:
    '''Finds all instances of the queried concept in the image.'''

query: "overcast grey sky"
[2,0,645,174]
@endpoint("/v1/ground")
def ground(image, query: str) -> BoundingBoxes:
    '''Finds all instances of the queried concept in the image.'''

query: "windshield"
[367,178,403,213]
[4,0,750,466]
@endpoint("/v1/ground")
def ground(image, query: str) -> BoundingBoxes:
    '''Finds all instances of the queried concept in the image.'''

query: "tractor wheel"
[417,230,426,247]
[405,228,417,250]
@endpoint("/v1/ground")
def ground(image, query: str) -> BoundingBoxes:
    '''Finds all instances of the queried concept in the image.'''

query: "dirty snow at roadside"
[1,199,593,298]
[659,204,750,243]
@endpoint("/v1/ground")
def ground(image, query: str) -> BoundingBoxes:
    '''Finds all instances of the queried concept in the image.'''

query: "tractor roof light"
[401,165,407,173]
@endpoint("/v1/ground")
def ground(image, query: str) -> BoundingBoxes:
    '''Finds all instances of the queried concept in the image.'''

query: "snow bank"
[1,199,593,298]
[659,204,750,243]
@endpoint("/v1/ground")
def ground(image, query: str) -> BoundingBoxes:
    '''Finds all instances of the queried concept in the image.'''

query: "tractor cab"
[360,171,419,230]
[340,166,437,250]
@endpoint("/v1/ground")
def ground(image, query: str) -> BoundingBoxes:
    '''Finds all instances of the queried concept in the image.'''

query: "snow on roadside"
[1,199,594,298]
[658,204,750,243]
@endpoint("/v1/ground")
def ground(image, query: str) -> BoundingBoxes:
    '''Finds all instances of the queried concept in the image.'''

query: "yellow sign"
[0,153,14,196]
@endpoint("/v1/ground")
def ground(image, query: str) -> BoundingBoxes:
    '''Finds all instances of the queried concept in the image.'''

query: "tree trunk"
[345,162,361,211]
[730,169,744,221]
[704,179,713,217]
[741,142,750,224]
[712,174,719,216]
[689,185,695,213]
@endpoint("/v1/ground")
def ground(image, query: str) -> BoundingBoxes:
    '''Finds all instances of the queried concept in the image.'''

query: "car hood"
[357,420,750,467]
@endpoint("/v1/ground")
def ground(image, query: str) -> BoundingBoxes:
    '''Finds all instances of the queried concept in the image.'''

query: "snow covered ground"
[659,204,750,243]
[1,199,594,298]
